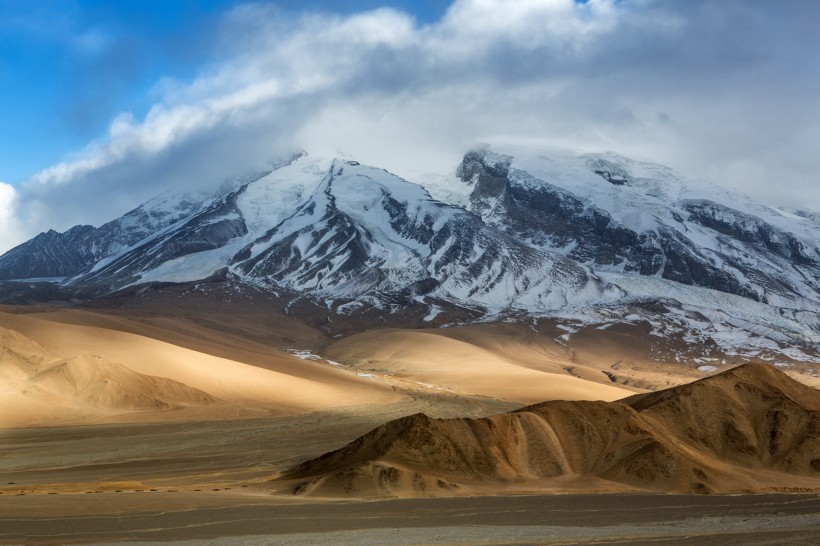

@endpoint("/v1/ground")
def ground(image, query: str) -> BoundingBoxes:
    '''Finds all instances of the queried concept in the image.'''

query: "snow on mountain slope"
[230,159,617,310]
[453,147,820,312]
[78,184,251,287]
[237,153,331,234]
[0,190,207,281]
[32,152,611,314]
[0,147,817,365]
[591,272,820,364]
[109,155,335,287]
[75,155,323,287]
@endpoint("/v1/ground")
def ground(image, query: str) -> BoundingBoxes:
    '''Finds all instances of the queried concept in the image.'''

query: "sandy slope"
[0,306,650,428]
[13,305,328,372]
[281,363,820,497]
[0,326,220,427]
[325,328,633,403]
[0,310,399,426]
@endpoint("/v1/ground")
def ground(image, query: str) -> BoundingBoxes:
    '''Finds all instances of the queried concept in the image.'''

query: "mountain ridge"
[280,362,820,497]
[1,148,818,365]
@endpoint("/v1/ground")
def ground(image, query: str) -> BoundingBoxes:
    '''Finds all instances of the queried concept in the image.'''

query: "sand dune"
[0,307,644,428]
[281,363,820,497]
[0,327,218,427]
[0,310,399,427]
[15,306,328,371]
[325,329,633,404]
[24,354,217,410]
[5,303,813,438]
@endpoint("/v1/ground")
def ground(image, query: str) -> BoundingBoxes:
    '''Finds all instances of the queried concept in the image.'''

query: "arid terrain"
[1,295,819,543]
[3,492,820,545]
[283,363,820,498]
[3,0,820,542]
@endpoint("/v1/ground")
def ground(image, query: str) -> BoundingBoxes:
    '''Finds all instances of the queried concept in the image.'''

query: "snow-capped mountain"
[449,148,820,311]
[67,154,617,312]
[229,159,617,309]
[1,148,818,363]
[0,191,206,281]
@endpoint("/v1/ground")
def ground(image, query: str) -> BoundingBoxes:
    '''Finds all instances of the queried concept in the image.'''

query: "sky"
[1,0,819,252]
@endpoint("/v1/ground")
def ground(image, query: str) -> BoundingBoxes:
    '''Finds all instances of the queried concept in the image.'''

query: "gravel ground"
[2,493,818,545]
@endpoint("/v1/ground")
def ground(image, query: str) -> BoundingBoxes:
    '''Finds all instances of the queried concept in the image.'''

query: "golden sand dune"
[0,327,217,427]
[0,308,647,428]
[282,363,820,497]
[24,354,217,410]
[326,329,633,403]
[0,310,399,427]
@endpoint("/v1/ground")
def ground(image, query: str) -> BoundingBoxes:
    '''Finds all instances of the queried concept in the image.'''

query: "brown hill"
[280,363,820,497]
[0,326,218,425]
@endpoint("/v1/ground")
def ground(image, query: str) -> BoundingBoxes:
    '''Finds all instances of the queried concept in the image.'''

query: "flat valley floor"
[2,414,819,545]
[2,490,819,545]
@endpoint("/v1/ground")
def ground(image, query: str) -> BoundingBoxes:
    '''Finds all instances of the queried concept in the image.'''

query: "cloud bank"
[3,0,819,252]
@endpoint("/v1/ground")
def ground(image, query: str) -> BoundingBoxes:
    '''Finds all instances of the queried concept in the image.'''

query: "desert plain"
[1,288,819,544]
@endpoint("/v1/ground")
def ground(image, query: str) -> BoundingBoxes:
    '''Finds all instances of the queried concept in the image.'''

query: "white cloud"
[0,182,21,252]
[5,0,820,252]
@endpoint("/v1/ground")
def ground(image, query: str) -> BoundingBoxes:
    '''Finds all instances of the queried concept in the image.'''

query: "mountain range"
[2,147,819,365]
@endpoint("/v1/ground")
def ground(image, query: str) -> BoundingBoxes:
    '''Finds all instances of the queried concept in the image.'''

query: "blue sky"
[0,0,449,184]
[1,0,819,251]
[2,0,213,182]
